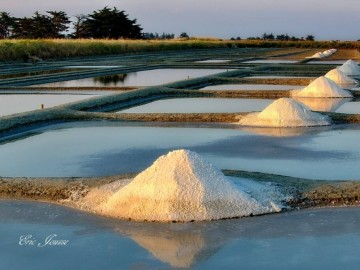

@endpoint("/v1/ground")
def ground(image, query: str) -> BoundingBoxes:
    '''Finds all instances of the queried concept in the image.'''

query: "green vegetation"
[0,39,359,61]
[72,7,142,39]
[243,32,315,42]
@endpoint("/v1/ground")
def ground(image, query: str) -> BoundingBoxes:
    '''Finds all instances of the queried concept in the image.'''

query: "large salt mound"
[325,69,357,86]
[338,59,360,76]
[238,98,331,127]
[292,76,353,98]
[96,149,275,222]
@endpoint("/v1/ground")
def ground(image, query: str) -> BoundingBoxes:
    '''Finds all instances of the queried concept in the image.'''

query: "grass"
[0,38,359,61]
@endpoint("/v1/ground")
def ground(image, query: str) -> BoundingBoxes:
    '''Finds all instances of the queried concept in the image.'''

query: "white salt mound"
[238,98,331,127]
[325,69,357,85]
[292,76,352,98]
[294,97,349,112]
[307,49,337,59]
[96,149,276,222]
[338,59,360,76]
[311,52,325,58]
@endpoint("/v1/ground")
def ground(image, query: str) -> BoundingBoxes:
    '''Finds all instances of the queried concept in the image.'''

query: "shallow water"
[119,98,273,113]
[1,200,360,269]
[245,76,315,79]
[0,68,88,79]
[306,60,347,65]
[243,60,297,64]
[0,94,98,117]
[63,66,123,69]
[195,59,231,63]
[336,100,360,114]
[34,69,232,87]
[200,84,303,91]
[1,122,360,180]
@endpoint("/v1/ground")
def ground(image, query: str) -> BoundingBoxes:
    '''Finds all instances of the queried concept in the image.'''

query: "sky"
[0,0,359,40]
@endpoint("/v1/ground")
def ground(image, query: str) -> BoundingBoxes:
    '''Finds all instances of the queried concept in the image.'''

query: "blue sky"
[0,0,359,40]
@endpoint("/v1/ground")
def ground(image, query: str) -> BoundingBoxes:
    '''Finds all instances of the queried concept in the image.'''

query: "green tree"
[12,11,70,38]
[78,7,142,39]
[306,35,315,41]
[72,14,89,38]
[179,32,189,38]
[47,11,70,38]
[0,12,14,38]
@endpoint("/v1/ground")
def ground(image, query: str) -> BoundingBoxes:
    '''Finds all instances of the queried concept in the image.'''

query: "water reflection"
[1,200,360,269]
[93,74,128,86]
[200,84,303,91]
[240,126,326,137]
[0,68,87,79]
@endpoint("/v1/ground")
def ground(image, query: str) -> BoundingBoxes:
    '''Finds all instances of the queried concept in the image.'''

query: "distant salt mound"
[306,49,337,59]
[322,50,332,57]
[325,69,357,86]
[96,150,276,222]
[292,76,352,98]
[322,49,337,57]
[238,98,331,127]
[338,59,360,76]
[307,52,325,59]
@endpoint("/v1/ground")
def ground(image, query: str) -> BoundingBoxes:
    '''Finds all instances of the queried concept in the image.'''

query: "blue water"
[33,69,231,87]
[120,98,273,113]
[0,122,359,180]
[1,200,359,270]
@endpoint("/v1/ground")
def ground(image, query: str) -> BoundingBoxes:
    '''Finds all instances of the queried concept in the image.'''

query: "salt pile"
[322,49,337,57]
[294,97,349,112]
[238,98,331,127]
[338,59,360,76]
[325,69,357,86]
[292,76,352,98]
[95,149,277,222]
[307,52,325,59]
[306,49,337,59]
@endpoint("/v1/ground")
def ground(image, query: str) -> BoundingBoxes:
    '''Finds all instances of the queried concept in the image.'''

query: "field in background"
[0,38,359,61]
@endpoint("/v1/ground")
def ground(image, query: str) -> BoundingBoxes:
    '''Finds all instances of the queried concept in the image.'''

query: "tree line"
[241,32,315,41]
[0,7,142,39]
